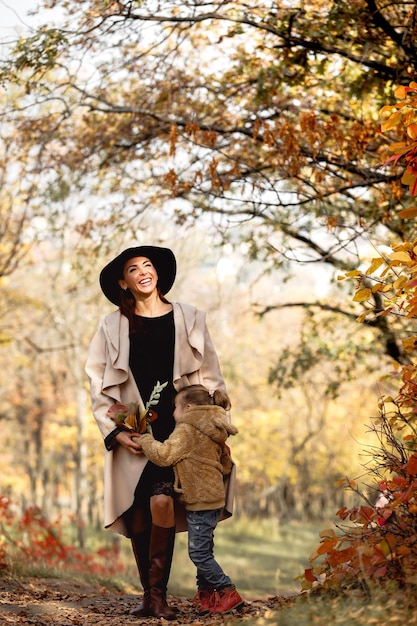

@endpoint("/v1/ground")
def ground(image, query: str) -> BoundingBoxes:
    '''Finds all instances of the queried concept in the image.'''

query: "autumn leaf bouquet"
[106,381,168,436]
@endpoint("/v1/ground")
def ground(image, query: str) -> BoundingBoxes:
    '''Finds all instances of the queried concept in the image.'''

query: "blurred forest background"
[0,0,414,560]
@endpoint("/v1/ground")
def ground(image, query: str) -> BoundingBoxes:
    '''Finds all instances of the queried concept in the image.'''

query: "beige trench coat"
[85,302,236,536]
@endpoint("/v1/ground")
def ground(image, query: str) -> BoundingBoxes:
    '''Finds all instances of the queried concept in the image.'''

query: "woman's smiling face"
[118,256,159,297]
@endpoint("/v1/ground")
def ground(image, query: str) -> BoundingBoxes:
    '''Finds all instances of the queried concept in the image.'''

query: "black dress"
[129,311,176,501]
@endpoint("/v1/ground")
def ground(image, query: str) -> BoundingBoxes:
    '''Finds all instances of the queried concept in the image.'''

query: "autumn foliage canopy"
[303,83,417,593]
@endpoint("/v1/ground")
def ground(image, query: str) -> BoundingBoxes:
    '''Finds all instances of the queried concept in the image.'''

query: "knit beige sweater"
[139,405,238,511]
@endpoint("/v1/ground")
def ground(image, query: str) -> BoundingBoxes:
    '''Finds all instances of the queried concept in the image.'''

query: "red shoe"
[192,587,214,614]
[210,586,244,614]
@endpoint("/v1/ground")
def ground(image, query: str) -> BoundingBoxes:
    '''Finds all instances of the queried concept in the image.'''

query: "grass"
[170,517,329,598]
[31,516,324,598]
[117,516,331,599]
[237,585,417,625]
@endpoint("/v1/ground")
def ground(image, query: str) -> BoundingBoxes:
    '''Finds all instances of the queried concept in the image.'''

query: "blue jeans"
[186,509,232,591]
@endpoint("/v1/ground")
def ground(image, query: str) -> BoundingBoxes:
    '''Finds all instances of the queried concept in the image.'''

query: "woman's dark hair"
[119,287,170,333]
[177,384,231,411]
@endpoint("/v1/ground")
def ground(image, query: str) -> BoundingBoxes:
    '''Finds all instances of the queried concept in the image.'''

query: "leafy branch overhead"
[2,0,416,257]
[341,82,417,332]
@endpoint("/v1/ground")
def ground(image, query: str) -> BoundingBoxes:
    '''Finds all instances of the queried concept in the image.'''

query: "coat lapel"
[102,311,130,391]
[173,302,204,382]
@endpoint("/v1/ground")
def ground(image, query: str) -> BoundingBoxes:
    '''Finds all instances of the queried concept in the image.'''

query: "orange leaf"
[316,537,338,555]
[407,124,417,140]
[336,507,349,519]
[406,454,417,476]
[394,85,408,99]
[398,207,417,218]
[357,506,376,524]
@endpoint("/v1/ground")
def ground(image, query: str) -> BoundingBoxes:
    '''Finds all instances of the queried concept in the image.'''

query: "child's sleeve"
[139,427,188,467]
[220,443,233,475]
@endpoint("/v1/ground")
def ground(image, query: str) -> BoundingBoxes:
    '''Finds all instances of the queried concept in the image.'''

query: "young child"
[138,384,243,615]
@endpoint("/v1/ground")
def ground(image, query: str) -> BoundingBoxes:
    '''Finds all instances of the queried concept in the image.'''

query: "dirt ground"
[0,576,294,625]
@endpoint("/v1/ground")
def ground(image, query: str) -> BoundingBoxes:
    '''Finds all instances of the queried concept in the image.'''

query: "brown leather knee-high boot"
[129,528,152,617]
[148,524,176,620]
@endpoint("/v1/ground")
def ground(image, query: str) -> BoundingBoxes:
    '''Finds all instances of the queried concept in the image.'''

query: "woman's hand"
[115,430,143,455]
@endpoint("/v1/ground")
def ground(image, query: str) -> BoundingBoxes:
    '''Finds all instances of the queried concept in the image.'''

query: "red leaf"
[304,568,317,583]
[373,565,387,577]
[106,403,129,419]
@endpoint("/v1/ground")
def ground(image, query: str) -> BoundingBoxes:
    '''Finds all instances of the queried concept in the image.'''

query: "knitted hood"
[178,405,238,443]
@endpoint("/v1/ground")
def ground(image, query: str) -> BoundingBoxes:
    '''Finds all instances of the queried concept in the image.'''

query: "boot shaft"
[149,524,176,590]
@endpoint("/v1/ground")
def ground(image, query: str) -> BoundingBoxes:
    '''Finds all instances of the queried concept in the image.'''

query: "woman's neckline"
[134,309,173,320]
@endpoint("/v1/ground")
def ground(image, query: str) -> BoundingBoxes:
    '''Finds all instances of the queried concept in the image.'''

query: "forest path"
[0,577,294,625]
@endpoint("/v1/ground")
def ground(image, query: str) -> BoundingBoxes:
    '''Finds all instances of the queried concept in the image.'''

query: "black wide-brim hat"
[99,245,177,305]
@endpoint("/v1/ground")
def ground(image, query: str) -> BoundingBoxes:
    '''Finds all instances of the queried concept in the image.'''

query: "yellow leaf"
[388,141,410,154]
[377,283,392,292]
[353,288,372,302]
[383,396,395,403]
[381,111,403,131]
[389,251,411,263]
[402,336,417,350]
[344,270,362,278]
[398,207,417,218]
[393,275,408,289]
[404,110,417,125]
[124,412,138,430]
[372,283,391,294]
[365,257,384,275]
[374,307,393,318]
[402,168,417,185]
[380,104,396,115]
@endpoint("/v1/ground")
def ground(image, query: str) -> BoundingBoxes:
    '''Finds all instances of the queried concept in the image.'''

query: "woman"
[85,245,235,620]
